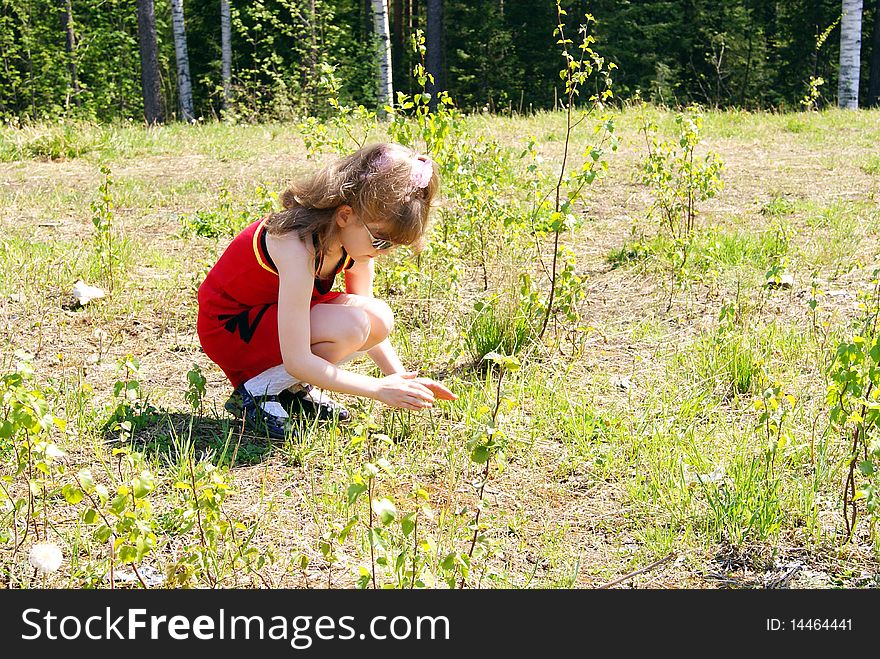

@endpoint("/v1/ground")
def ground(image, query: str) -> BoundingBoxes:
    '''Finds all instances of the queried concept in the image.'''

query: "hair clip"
[410,156,433,189]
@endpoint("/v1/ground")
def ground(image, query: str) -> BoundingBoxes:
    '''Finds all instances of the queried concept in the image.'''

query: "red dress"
[197,218,354,387]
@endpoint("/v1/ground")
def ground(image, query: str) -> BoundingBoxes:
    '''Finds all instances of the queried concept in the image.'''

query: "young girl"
[197,142,456,439]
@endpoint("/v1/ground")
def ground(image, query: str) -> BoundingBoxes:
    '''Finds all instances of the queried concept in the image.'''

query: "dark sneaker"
[279,384,352,424]
[224,385,292,440]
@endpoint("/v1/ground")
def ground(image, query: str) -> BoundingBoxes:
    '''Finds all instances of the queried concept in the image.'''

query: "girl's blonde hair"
[266,142,439,254]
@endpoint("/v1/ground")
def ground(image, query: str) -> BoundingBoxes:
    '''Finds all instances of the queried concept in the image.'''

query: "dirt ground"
[2,111,880,588]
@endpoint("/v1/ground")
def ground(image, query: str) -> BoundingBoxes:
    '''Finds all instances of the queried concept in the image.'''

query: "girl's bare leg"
[309,294,393,363]
[242,295,393,401]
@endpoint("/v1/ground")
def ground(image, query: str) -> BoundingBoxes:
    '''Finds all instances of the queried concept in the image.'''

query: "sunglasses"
[360,218,394,251]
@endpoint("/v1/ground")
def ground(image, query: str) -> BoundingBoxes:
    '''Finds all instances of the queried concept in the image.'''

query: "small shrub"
[462,289,537,365]
[179,186,275,238]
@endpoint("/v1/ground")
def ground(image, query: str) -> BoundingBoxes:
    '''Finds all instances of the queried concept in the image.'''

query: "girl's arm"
[344,254,456,401]
[343,255,375,297]
[344,257,406,376]
[268,233,438,408]
[270,233,378,398]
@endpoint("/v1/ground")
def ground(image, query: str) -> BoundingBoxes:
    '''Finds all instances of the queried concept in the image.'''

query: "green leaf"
[401,512,417,536]
[440,552,459,571]
[62,484,83,505]
[346,482,367,504]
[117,545,137,563]
[77,469,95,492]
[95,524,112,543]
[859,460,875,476]
[339,516,358,543]
[132,471,155,498]
[371,498,397,525]
[482,352,520,371]
[82,508,98,524]
[471,444,491,464]
[109,493,127,515]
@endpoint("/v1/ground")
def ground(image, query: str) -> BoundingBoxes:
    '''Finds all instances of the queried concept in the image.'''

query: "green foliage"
[102,355,159,443]
[526,4,617,343]
[638,101,724,309]
[826,271,880,540]
[342,429,438,589]
[90,165,117,291]
[0,121,103,161]
[165,449,268,587]
[799,15,840,111]
[800,76,826,112]
[227,0,353,121]
[0,0,859,123]
[462,286,538,365]
[298,62,377,158]
[592,0,843,109]
[72,449,158,583]
[696,451,784,546]
[0,0,151,122]
[455,352,518,588]
[185,364,207,416]
[0,352,67,561]
[387,30,463,162]
[719,303,766,395]
[178,185,276,238]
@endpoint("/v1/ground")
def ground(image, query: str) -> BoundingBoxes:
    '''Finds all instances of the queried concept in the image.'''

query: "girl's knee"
[348,307,372,347]
[366,298,394,340]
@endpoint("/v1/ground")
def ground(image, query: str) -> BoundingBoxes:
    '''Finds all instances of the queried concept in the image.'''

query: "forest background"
[3,0,880,125]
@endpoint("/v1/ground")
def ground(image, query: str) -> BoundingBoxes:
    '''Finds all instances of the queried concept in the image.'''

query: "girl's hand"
[375,372,438,410]
[413,377,457,401]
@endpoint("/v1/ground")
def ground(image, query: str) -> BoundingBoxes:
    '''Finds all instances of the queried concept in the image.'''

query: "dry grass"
[2,107,880,589]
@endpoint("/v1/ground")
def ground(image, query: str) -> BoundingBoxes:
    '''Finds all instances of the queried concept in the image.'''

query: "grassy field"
[2,105,880,589]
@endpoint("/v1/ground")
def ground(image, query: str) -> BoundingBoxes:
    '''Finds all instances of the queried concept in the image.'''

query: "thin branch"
[596,552,676,589]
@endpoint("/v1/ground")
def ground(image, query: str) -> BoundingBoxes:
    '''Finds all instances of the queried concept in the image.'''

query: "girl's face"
[336,205,394,259]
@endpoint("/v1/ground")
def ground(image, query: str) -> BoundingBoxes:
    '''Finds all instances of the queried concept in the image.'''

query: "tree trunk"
[426,0,441,111]
[371,0,393,116]
[392,0,403,91]
[411,0,419,39]
[220,0,232,114]
[868,0,880,106]
[309,0,317,76]
[136,0,164,124]
[393,0,403,58]
[838,0,864,108]
[59,0,79,108]
[170,0,194,121]
[303,0,317,114]
[409,0,418,95]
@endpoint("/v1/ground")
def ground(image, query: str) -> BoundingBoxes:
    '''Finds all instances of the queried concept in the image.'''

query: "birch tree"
[837,0,864,108]
[170,0,194,121]
[371,0,393,116]
[59,0,79,108]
